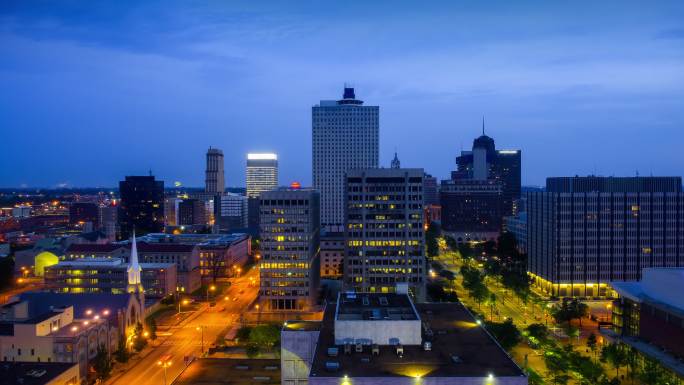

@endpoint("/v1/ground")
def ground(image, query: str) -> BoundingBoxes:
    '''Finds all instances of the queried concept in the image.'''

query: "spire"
[127,231,143,293]
[482,116,485,136]
[391,151,401,169]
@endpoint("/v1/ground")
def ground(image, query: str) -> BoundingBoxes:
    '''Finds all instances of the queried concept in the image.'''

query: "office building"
[423,173,439,205]
[259,187,320,311]
[454,125,521,216]
[198,233,251,280]
[178,199,207,226]
[68,202,98,225]
[205,147,225,194]
[527,176,684,297]
[440,179,503,243]
[281,292,527,385]
[246,153,278,199]
[313,87,379,231]
[163,197,181,227]
[344,168,426,300]
[503,212,527,254]
[118,176,164,239]
[214,192,248,231]
[134,242,201,293]
[320,232,344,279]
[611,268,684,366]
[44,258,176,297]
[98,204,118,240]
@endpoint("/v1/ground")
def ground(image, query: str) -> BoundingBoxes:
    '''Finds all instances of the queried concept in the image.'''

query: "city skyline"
[2,1,683,188]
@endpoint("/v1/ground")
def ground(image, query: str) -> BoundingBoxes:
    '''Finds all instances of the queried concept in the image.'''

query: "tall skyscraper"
[528,176,684,298]
[344,168,426,300]
[118,175,164,239]
[205,147,225,194]
[313,87,379,231]
[454,121,521,216]
[246,153,278,198]
[214,192,248,231]
[259,186,320,311]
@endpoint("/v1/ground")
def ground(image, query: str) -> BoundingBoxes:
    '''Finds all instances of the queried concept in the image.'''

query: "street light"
[157,355,172,385]
[178,299,189,314]
[196,326,205,354]
[206,285,216,302]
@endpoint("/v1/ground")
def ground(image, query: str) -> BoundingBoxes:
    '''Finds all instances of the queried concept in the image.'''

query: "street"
[106,267,259,385]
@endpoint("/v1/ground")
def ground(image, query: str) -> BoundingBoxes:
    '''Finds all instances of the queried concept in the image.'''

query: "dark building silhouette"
[118,176,164,239]
[178,199,207,226]
[454,128,521,215]
[69,202,99,225]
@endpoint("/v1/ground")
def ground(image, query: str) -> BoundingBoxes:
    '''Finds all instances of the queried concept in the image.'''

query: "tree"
[93,344,112,381]
[425,222,440,258]
[587,333,598,361]
[525,323,550,347]
[148,318,158,342]
[133,322,147,351]
[639,357,669,385]
[236,326,252,342]
[114,337,129,363]
[245,343,259,358]
[485,318,521,351]
[487,292,497,320]
[544,348,570,385]
[601,342,628,378]
[249,324,280,350]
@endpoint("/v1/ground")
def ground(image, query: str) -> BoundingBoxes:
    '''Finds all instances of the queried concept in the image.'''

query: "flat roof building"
[282,293,527,385]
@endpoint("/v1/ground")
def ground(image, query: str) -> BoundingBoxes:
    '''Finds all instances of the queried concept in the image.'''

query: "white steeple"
[127,231,143,293]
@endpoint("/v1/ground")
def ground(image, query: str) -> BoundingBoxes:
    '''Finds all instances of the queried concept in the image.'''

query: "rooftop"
[17,292,132,320]
[66,243,124,253]
[0,362,77,385]
[310,301,525,379]
[336,293,418,321]
[173,358,280,385]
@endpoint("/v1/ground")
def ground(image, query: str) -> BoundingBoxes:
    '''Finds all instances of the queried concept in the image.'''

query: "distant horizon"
[2,1,683,188]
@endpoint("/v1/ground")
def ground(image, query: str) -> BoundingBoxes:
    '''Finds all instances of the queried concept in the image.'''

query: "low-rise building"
[63,244,128,260]
[282,292,527,385]
[44,258,176,297]
[319,232,343,279]
[0,301,111,379]
[198,233,250,281]
[0,362,80,385]
[135,242,201,293]
[611,268,684,365]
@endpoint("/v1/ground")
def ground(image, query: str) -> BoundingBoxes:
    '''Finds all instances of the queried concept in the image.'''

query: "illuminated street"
[106,267,259,385]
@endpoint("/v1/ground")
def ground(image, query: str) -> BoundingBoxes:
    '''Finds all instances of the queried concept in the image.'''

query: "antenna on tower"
[482,116,485,135]
[148,169,152,176]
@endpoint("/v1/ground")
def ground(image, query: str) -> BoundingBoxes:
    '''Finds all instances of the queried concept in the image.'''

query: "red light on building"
[290,182,301,189]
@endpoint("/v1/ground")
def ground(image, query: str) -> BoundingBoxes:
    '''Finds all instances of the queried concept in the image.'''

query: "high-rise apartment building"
[344,168,426,300]
[440,179,504,242]
[118,176,164,239]
[313,87,379,231]
[205,147,225,194]
[259,187,320,311]
[528,176,684,297]
[246,153,278,198]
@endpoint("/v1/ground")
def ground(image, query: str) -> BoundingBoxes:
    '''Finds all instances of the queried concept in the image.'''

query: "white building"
[312,87,379,232]
[246,153,278,199]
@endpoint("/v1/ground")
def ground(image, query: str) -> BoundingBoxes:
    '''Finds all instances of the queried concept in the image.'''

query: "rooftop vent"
[361,357,371,363]
[355,343,363,353]
[344,343,352,355]
[396,344,404,357]
[372,344,380,356]
[325,362,340,372]
[327,347,339,357]
[423,341,432,351]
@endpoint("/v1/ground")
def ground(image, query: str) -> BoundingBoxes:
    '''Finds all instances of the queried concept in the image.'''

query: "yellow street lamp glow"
[183,300,189,305]
[210,285,216,291]
[143,331,149,337]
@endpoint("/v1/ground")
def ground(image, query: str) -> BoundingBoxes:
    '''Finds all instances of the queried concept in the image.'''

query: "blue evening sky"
[1,1,683,188]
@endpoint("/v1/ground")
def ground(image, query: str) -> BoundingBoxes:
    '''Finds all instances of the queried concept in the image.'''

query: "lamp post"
[196,326,205,354]
[206,285,216,302]
[157,355,172,385]
[178,299,189,314]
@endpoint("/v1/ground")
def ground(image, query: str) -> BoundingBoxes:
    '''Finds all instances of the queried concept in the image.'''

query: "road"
[107,267,259,385]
